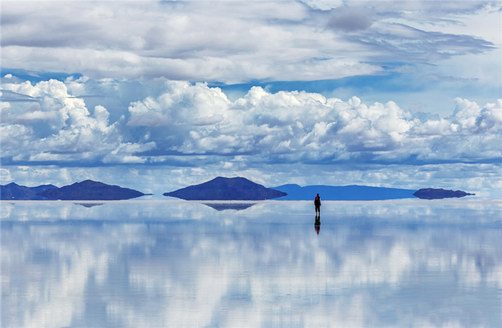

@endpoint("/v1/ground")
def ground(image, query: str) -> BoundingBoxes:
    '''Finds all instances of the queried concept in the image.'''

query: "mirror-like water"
[2,200,502,327]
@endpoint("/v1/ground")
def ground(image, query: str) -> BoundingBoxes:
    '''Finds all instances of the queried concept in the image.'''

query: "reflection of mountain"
[274,184,416,200]
[413,188,474,199]
[74,203,105,208]
[164,176,286,200]
[203,203,255,211]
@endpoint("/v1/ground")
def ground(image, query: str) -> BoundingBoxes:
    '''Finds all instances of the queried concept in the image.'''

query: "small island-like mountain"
[274,184,416,200]
[413,188,474,200]
[0,180,145,200]
[40,180,145,200]
[164,177,286,200]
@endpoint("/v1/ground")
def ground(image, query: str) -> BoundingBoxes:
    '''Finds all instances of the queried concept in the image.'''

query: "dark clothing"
[314,196,321,207]
[314,195,321,215]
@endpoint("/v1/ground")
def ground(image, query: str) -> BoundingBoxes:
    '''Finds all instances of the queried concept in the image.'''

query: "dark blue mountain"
[164,177,287,200]
[413,188,474,200]
[32,184,58,194]
[0,183,57,200]
[40,180,145,200]
[273,184,416,200]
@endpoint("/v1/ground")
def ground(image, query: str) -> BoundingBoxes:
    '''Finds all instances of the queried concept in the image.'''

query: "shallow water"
[1,200,502,328]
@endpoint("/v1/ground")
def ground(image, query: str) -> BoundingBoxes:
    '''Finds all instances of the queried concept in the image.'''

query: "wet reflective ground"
[1,200,502,327]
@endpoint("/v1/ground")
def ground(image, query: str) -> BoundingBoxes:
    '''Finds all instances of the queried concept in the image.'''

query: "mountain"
[273,184,416,200]
[40,180,145,200]
[0,183,57,200]
[164,177,287,200]
[413,188,474,200]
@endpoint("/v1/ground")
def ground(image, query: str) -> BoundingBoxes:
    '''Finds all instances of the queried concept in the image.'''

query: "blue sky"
[1,0,501,196]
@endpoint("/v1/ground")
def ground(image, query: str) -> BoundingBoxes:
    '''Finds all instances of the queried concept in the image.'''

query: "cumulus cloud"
[2,77,501,168]
[0,79,153,164]
[120,80,501,165]
[128,81,230,127]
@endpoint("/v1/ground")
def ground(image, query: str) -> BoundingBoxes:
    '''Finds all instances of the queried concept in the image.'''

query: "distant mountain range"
[273,184,416,200]
[0,180,145,200]
[164,177,286,200]
[1,177,475,201]
[164,177,473,201]
[0,183,58,200]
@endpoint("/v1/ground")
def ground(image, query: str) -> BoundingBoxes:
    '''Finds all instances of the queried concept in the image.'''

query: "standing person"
[314,193,321,216]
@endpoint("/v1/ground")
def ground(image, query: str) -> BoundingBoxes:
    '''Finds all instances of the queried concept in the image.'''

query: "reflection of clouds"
[1,202,502,327]
[2,223,154,328]
[2,200,501,224]
[1,201,215,223]
[0,203,14,219]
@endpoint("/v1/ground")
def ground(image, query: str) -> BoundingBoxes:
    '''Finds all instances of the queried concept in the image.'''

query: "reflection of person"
[314,216,321,235]
[314,193,321,216]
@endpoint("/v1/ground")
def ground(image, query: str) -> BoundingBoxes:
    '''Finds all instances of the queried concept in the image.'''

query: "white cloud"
[102,142,156,164]
[0,168,13,183]
[3,1,497,83]
[0,0,382,82]
[123,81,501,165]
[128,81,230,127]
[2,77,501,167]
[1,79,153,164]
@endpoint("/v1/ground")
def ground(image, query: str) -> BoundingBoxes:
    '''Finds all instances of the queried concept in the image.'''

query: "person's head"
[316,193,319,197]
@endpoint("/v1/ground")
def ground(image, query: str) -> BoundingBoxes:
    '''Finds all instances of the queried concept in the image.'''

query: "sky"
[1,0,501,197]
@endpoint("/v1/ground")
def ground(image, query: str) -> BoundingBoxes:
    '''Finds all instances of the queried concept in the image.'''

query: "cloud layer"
[1,1,500,82]
[1,77,501,169]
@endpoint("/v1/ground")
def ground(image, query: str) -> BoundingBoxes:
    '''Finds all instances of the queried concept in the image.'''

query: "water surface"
[2,200,502,327]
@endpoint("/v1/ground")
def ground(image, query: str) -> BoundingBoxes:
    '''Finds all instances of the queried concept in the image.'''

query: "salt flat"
[1,200,501,327]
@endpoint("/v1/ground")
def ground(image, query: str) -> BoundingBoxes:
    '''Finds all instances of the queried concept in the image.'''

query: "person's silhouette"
[314,193,321,217]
